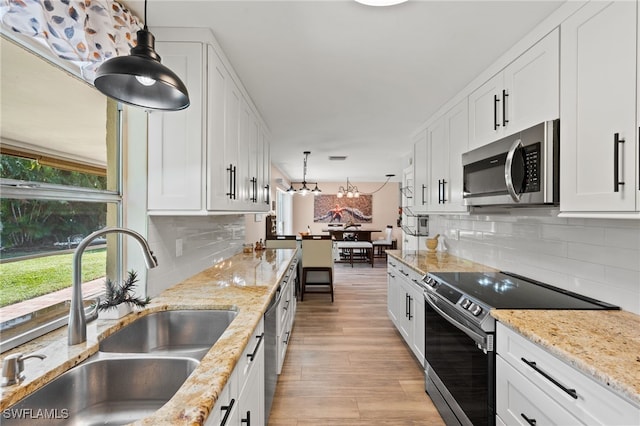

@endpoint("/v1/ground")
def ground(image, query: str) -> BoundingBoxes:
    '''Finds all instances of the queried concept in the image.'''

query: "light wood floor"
[268,261,445,425]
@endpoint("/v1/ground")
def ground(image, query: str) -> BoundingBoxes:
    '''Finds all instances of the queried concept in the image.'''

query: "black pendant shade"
[94,28,190,111]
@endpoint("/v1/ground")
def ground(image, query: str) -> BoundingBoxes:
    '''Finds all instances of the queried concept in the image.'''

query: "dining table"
[322,227,382,242]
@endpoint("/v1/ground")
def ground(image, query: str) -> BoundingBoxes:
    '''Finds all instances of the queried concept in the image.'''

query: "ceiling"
[2,1,565,183]
[122,0,564,184]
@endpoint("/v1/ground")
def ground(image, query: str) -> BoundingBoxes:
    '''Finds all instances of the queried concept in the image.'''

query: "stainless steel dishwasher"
[264,283,282,423]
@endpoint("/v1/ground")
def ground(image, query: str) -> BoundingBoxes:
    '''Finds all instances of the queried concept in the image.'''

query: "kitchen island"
[0,248,297,424]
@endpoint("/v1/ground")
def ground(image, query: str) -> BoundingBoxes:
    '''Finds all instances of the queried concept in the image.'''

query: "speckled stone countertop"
[386,249,498,275]
[492,309,640,406]
[0,248,297,424]
[388,250,640,406]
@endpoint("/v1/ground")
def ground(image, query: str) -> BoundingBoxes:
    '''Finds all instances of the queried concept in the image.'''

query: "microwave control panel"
[522,142,541,193]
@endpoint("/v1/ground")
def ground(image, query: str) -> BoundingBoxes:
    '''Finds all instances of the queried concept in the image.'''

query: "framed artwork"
[313,194,373,223]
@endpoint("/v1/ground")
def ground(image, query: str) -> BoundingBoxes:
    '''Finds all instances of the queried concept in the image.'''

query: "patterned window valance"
[0,0,142,82]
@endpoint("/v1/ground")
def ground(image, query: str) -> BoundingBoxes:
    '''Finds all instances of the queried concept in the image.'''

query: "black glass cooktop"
[427,271,619,310]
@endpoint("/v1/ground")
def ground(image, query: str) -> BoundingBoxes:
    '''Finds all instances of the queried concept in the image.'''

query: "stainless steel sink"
[99,309,237,360]
[3,356,199,425]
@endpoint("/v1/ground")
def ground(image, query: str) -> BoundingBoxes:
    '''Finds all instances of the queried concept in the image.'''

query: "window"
[0,36,122,342]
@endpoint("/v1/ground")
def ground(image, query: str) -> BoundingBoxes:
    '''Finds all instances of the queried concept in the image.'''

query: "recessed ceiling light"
[355,0,408,7]
[329,156,348,161]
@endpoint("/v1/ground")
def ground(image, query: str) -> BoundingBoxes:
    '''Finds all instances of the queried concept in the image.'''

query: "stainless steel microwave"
[462,120,559,207]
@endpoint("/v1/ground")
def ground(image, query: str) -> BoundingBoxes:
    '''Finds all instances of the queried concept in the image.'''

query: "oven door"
[424,291,495,426]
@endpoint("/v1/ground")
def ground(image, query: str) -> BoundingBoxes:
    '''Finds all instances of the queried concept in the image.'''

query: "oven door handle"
[425,293,487,349]
[505,139,523,202]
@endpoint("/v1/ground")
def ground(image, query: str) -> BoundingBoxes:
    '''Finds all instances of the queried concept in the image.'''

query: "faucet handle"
[1,352,46,386]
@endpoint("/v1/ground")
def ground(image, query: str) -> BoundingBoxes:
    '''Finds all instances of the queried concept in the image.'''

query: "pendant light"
[94,0,190,111]
[287,151,322,195]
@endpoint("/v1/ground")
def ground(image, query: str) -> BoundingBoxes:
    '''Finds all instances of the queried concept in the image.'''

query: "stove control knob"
[460,298,472,309]
[469,304,483,316]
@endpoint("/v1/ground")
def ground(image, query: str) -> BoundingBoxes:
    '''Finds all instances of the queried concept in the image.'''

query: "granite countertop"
[0,248,297,424]
[492,309,640,406]
[386,249,498,275]
[388,250,640,407]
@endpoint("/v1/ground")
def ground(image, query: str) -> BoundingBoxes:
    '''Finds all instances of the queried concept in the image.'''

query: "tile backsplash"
[430,210,640,314]
[146,215,245,296]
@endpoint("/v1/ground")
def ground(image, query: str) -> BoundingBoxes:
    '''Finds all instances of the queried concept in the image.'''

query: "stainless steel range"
[423,271,619,426]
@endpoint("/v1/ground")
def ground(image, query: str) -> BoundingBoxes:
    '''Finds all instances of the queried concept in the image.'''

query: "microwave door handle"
[505,139,523,202]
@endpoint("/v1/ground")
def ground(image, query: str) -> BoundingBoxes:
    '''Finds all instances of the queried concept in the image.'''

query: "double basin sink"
[5,309,237,425]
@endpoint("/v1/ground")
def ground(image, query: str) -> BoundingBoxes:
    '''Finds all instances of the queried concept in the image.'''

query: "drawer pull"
[220,398,236,426]
[520,413,536,425]
[241,410,251,425]
[247,333,264,361]
[521,357,578,399]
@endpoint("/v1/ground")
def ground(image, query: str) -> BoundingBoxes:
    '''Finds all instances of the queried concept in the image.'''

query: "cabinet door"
[427,98,468,213]
[496,356,581,426]
[207,46,234,211]
[258,131,271,209]
[413,130,429,211]
[407,276,425,365]
[148,42,204,211]
[560,1,637,212]
[236,98,254,208]
[503,28,559,133]
[468,73,503,150]
[386,265,402,326]
[427,116,447,209]
[445,98,469,211]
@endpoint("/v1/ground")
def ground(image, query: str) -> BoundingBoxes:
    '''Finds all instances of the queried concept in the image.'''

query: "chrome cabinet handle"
[521,357,578,399]
[614,133,625,192]
[421,184,427,205]
[505,139,523,202]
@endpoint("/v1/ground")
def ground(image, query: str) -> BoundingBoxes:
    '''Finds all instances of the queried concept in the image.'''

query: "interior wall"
[291,181,401,244]
[429,211,640,314]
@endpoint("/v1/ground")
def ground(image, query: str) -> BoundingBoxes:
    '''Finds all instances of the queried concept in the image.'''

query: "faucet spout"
[69,227,158,345]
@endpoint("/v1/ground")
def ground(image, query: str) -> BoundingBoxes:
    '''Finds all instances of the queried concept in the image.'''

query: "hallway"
[268,262,445,425]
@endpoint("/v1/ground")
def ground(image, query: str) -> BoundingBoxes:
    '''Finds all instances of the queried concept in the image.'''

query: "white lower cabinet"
[387,258,425,365]
[205,318,265,426]
[496,322,640,426]
[277,262,296,374]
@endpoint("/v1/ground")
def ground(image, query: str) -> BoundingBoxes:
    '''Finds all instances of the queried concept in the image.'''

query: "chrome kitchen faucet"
[68,227,158,345]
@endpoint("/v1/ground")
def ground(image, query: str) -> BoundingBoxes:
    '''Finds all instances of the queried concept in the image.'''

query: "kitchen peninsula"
[0,249,297,425]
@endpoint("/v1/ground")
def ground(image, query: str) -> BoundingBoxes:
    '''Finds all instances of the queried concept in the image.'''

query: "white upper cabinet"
[469,28,559,151]
[148,29,270,214]
[412,130,429,212]
[427,98,468,213]
[148,42,204,211]
[560,1,638,214]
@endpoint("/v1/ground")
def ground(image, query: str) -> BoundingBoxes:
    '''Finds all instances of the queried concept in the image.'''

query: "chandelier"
[337,178,359,198]
[286,151,322,196]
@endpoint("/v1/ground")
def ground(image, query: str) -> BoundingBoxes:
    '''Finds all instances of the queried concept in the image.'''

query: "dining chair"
[301,235,334,302]
[372,225,394,259]
[265,235,298,249]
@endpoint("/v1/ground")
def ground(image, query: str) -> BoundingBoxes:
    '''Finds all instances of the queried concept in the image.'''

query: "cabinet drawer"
[497,355,581,425]
[497,323,639,425]
[236,319,264,389]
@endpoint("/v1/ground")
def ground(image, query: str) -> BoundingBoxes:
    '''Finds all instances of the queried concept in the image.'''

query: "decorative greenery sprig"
[98,270,150,311]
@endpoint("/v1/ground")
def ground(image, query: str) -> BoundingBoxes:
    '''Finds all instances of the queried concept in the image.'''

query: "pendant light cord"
[143,0,148,30]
